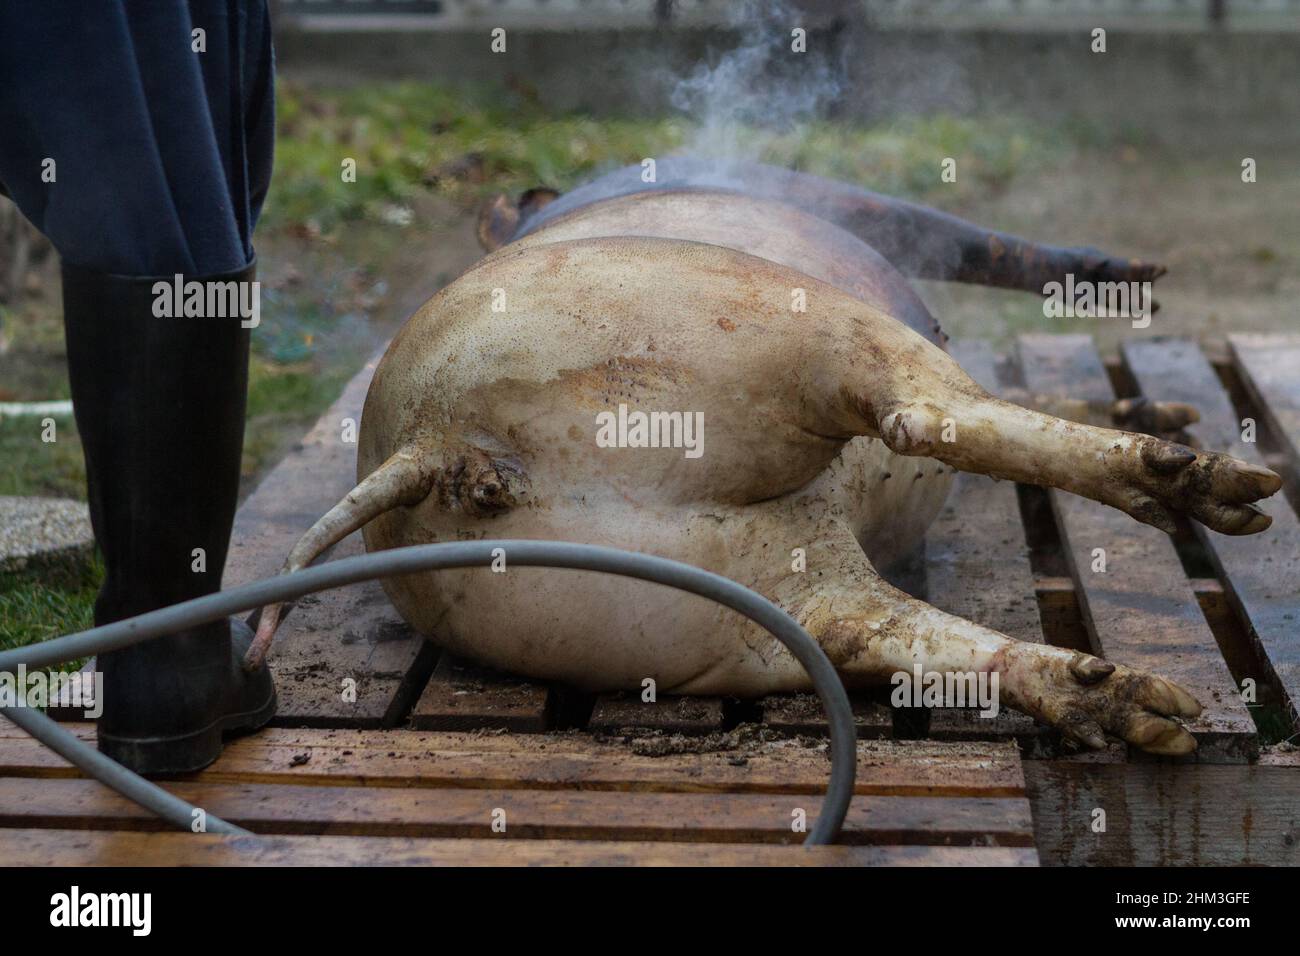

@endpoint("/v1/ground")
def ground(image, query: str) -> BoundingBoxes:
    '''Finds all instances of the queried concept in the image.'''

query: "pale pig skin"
[254,188,1281,756]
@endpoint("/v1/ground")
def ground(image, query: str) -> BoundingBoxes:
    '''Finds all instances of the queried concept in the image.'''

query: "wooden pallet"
[13,333,1300,866]
[0,723,1036,865]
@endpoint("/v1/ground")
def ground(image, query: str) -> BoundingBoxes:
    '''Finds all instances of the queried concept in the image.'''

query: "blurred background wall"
[272,0,1300,136]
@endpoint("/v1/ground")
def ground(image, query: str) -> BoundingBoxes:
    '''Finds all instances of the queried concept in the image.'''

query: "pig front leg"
[818,603,1202,755]
[766,518,1201,754]
[856,200,1168,295]
[705,159,1169,294]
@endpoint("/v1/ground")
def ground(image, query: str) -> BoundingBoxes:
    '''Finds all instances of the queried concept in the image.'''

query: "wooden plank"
[1123,337,1300,730]
[760,692,893,739]
[410,654,554,732]
[0,777,1033,847]
[1018,334,1255,762]
[1230,333,1300,479]
[224,354,431,728]
[588,692,725,735]
[0,829,1038,867]
[1026,759,1300,866]
[0,725,1028,797]
[926,340,1050,749]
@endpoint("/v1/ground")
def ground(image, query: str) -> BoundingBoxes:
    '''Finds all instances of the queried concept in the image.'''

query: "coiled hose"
[0,540,857,846]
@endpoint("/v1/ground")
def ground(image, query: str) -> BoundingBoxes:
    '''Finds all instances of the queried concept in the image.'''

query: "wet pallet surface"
[16,334,1300,866]
[0,723,1036,865]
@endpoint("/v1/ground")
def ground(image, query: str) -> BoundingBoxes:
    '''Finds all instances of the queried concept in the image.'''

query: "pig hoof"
[1004,645,1201,756]
[1124,438,1282,535]
[1112,397,1199,436]
[1078,248,1167,285]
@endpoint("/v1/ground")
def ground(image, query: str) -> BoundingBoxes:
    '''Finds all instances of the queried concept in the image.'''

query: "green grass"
[263,80,1070,235]
[0,414,85,499]
[0,554,101,659]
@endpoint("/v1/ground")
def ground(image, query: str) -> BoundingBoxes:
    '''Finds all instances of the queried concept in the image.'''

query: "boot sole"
[97,686,278,777]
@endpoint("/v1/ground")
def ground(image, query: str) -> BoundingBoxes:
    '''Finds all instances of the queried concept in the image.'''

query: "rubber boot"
[61,261,276,775]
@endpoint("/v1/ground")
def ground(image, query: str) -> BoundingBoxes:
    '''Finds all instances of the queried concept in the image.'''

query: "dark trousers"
[0,0,275,275]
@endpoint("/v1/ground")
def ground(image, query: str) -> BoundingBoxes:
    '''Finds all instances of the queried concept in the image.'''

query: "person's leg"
[0,1,278,772]
[0,1,273,274]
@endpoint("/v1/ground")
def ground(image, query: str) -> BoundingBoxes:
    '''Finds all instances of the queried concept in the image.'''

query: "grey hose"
[0,703,251,836]
[0,540,858,845]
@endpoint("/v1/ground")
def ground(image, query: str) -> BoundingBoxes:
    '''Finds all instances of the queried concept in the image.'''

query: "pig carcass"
[252,162,1281,755]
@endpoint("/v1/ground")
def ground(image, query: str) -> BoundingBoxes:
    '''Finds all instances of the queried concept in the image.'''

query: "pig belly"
[362,437,951,694]
[815,436,955,572]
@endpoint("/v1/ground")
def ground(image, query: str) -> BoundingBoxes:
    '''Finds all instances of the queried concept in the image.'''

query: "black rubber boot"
[62,261,276,775]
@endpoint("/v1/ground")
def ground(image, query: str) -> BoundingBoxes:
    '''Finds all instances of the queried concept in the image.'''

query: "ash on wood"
[587,691,725,735]
[760,692,893,739]
[410,653,554,732]
[224,354,429,728]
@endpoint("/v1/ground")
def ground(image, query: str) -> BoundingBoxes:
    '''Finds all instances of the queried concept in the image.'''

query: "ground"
[1,78,1296,651]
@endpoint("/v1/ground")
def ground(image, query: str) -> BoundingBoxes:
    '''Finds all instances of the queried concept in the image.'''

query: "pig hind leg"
[751,516,1200,755]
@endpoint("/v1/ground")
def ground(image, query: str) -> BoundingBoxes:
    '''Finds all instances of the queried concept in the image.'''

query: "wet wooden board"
[410,654,554,732]
[0,830,1037,867]
[1018,334,1255,762]
[1122,337,1300,729]
[0,724,1028,797]
[0,777,1033,847]
[587,692,725,735]
[1025,759,1300,866]
[925,340,1050,748]
[1229,333,1300,479]
[0,721,1035,865]
[224,355,431,727]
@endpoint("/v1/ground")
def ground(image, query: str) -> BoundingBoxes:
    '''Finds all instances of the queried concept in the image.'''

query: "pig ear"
[477,193,520,251]
[517,186,560,220]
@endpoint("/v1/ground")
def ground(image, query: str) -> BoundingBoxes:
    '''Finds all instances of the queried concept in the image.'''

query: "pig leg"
[738,164,1167,292]
[753,516,1201,755]
[795,184,1164,293]
[858,340,1281,535]
[843,195,1167,294]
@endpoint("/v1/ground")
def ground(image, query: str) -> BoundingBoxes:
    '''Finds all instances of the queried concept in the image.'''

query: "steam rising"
[667,0,847,164]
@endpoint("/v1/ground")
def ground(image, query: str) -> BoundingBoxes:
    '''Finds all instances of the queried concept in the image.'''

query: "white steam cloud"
[666,0,847,163]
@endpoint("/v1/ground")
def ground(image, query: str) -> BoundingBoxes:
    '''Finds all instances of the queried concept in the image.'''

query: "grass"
[0,414,85,500]
[263,79,1070,236]
[0,554,101,664]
